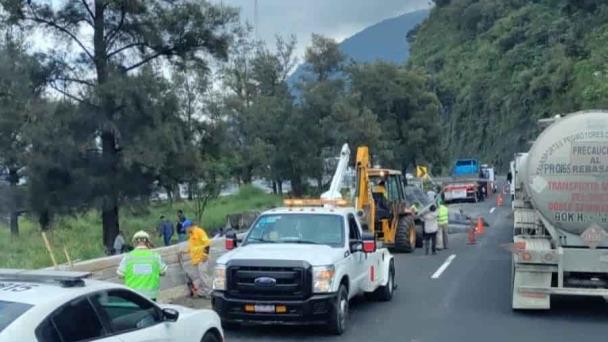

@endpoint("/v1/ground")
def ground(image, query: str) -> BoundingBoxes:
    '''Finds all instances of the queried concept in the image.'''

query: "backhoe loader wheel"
[415,223,424,248]
[392,216,415,253]
[408,227,417,250]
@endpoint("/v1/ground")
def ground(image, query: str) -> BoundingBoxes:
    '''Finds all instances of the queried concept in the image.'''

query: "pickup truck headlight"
[313,265,335,293]
[213,264,227,291]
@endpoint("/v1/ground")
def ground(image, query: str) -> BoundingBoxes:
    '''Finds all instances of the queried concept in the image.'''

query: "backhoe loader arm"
[355,146,376,231]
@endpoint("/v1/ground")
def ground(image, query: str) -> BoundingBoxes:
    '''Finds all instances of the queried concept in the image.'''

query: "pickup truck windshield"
[245,214,344,247]
[0,300,32,332]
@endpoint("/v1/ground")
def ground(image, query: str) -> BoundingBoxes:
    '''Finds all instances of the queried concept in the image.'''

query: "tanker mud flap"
[512,264,554,310]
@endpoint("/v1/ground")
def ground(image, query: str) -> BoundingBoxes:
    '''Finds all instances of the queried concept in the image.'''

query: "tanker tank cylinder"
[523,111,608,238]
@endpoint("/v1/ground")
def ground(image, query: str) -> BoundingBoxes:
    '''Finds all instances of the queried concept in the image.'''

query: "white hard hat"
[132,230,150,242]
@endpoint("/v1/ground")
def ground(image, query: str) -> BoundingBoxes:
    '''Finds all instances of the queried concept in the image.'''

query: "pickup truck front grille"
[226,260,311,300]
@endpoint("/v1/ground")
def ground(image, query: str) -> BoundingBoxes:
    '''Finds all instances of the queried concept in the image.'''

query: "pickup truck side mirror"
[225,232,237,250]
[350,240,363,253]
[361,233,376,253]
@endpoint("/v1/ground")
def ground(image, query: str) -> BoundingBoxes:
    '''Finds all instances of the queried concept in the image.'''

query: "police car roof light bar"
[0,269,92,288]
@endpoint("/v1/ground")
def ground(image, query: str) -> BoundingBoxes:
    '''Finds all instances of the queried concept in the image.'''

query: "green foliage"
[25,101,94,228]
[0,37,52,234]
[0,186,280,269]
[433,0,452,7]
[304,34,346,82]
[0,39,48,170]
[0,2,454,258]
[1,0,239,248]
[221,32,306,194]
[409,0,608,169]
[297,36,386,191]
[222,32,442,193]
[347,62,444,171]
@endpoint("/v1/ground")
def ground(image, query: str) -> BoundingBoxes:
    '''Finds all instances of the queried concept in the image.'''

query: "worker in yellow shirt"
[179,220,212,298]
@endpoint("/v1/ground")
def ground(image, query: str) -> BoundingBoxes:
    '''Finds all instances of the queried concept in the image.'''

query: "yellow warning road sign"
[416,165,428,179]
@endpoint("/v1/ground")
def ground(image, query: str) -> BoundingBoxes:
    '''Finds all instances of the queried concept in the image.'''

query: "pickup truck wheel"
[222,322,239,331]
[392,216,415,253]
[328,285,349,335]
[201,330,222,342]
[376,262,395,301]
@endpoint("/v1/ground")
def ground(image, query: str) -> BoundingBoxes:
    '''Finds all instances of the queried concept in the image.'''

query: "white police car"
[0,269,223,342]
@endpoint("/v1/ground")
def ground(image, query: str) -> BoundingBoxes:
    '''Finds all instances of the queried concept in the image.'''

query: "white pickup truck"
[211,201,395,335]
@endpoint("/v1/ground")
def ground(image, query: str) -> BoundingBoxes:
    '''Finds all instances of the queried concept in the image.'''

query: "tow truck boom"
[321,143,351,201]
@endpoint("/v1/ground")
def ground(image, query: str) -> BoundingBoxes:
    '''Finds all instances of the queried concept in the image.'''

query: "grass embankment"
[0,186,281,269]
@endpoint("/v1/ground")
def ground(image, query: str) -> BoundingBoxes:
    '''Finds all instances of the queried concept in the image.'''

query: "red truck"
[442,159,485,203]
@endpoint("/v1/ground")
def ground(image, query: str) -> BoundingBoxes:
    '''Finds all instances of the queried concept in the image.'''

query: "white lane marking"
[431,254,456,279]
[490,207,496,214]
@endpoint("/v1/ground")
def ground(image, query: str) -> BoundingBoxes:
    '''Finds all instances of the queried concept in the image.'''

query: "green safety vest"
[438,205,449,225]
[124,248,162,299]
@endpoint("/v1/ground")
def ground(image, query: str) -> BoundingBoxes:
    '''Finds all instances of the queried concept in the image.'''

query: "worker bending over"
[420,205,439,255]
[117,231,167,301]
[180,220,212,298]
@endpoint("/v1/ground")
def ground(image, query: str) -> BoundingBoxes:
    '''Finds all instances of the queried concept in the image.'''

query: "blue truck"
[453,159,479,177]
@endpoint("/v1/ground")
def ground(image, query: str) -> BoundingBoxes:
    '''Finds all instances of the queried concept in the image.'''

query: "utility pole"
[254,0,259,39]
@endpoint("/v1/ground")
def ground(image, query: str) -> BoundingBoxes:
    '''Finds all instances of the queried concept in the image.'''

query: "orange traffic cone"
[467,226,476,245]
[476,217,485,235]
[497,193,504,207]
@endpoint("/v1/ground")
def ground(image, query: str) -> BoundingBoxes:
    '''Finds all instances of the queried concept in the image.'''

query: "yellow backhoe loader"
[354,146,421,252]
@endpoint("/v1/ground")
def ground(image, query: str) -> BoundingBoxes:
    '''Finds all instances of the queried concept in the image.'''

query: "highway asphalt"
[225,195,608,342]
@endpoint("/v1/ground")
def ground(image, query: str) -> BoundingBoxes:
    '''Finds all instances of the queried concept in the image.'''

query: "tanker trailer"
[512,111,608,310]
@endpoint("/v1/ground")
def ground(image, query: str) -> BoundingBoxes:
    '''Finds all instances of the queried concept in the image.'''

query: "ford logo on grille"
[254,277,277,287]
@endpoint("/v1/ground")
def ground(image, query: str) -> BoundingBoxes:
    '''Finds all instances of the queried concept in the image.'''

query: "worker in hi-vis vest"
[436,200,449,250]
[117,231,168,301]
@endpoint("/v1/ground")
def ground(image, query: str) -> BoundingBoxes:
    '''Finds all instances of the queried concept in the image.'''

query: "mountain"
[409,0,608,169]
[289,9,429,86]
[340,9,429,64]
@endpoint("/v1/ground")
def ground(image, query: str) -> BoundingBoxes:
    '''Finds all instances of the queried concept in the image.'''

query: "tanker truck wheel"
[392,216,416,253]
[510,257,515,307]
[510,256,521,311]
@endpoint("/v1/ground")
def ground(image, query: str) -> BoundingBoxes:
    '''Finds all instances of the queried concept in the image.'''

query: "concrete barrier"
[43,210,262,303]
[46,237,234,303]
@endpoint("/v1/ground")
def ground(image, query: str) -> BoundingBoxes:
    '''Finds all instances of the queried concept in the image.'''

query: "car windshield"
[0,300,32,332]
[244,214,344,247]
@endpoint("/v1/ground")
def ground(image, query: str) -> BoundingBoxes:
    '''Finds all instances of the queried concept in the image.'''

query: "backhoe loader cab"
[355,147,420,253]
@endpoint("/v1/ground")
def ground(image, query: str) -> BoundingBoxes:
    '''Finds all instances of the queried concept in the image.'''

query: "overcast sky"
[212,0,432,58]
